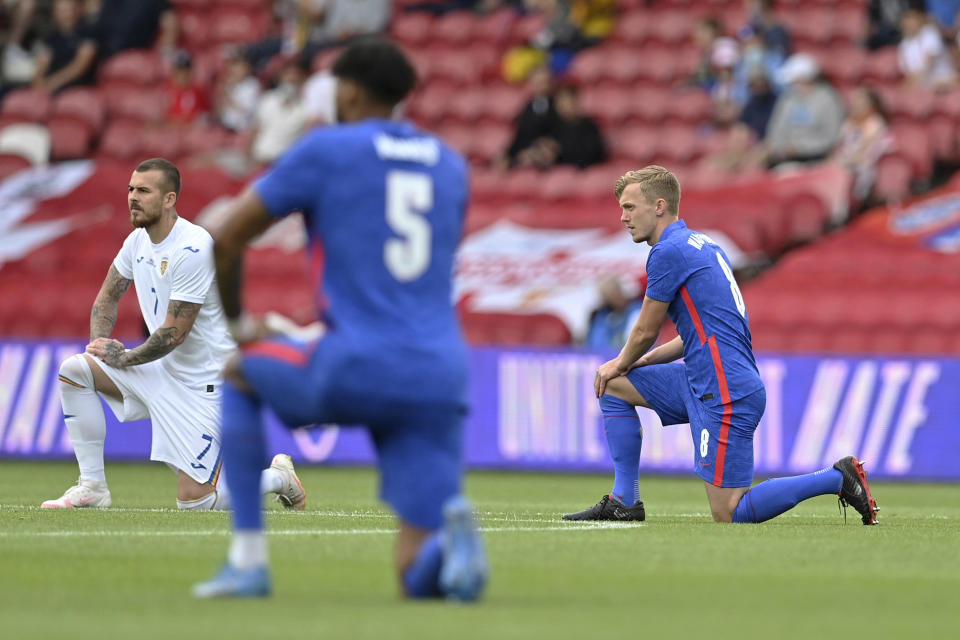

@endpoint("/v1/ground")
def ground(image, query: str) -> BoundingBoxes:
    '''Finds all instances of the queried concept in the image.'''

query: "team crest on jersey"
[159,258,168,276]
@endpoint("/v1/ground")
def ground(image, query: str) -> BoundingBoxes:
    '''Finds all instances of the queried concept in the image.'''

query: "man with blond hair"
[563,165,880,526]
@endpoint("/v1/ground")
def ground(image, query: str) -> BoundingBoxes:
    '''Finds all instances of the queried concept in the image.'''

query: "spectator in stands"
[547,82,606,168]
[735,23,786,94]
[831,87,891,202]
[742,0,790,63]
[303,67,338,126]
[698,123,766,177]
[164,50,209,127]
[866,0,910,49]
[763,53,844,168]
[32,0,98,94]
[898,7,957,88]
[215,52,262,133]
[583,276,643,351]
[310,0,392,53]
[927,0,960,34]
[499,65,557,169]
[2,0,37,84]
[250,56,310,165]
[738,69,778,140]
[245,1,324,71]
[710,38,745,127]
[689,16,723,89]
[88,0,177,59]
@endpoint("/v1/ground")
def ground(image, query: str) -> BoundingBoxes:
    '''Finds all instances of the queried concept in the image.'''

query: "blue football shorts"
[240,335,464,530]
[625,362,766,488]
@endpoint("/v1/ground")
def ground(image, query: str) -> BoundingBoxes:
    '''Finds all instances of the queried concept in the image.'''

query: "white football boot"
[270,454,306,510]
[41,479,112,509]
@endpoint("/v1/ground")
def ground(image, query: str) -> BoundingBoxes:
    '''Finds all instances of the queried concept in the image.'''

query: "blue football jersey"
[252,118,469,403]
[644,220,763,406]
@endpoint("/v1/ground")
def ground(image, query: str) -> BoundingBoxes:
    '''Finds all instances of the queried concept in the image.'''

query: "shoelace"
[837,495,848,523]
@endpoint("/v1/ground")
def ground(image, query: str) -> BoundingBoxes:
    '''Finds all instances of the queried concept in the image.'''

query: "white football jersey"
[113,217,235,386]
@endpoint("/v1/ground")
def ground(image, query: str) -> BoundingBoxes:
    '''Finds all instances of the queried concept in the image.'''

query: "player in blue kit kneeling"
[193,39,487,600]
[563,166,879,526]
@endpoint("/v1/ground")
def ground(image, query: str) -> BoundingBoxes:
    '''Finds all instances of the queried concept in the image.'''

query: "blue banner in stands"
[1,340,958,481]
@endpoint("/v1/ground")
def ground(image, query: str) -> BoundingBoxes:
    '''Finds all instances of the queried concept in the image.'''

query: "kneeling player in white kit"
[42,158,306,511]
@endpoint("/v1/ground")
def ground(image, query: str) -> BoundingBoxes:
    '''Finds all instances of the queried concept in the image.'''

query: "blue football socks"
[599,394,643,506]
[221,382,268,531]
[732,467,843,523]
[402,532,444,598]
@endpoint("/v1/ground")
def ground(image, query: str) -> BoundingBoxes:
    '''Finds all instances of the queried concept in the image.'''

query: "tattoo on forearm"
[169,299,201,320]
[120,327,181,366]
[116,301,201,367]
[90,265,132,341]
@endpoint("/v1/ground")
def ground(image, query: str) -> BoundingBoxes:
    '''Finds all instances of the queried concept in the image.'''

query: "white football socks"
[183,469,285,511]
[59,354,107,484]
[229,531,268,570]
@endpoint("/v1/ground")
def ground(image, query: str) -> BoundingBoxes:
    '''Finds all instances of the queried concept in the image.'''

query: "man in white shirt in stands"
[42,158,306,512]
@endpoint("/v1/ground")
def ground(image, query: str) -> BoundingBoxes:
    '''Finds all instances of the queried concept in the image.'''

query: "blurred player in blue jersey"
[192,39,487,600]
[563,166,879,526]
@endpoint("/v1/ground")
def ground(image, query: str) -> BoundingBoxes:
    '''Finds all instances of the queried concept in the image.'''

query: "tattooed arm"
[90,265,133,342]
[88,300,202,368]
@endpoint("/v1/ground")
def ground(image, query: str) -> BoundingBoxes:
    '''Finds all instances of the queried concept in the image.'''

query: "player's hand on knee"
[595,358,628,398]
[86,338,126,365]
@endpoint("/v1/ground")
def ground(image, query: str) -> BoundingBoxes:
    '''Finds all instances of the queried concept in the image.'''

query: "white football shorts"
[94,358,223,485]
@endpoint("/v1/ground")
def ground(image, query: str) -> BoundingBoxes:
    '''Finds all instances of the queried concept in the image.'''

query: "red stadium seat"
[645,10,693,46]
[473,8,517,45]
[873,152,912,203]
[390,12,434,47]
[509,13,548,46]
[579,86,632,127]
[447,87,487,124]
[47,117,93,160]
[862,47,901,84]
[52,87,105,133]
[537,166,581,201]
[610,10,651,45]
[178,9,211,49]
[669,90,712,124]
[140,128,185,160]
[469,124,512,164]
[888,124,933,179]
[628,87,671,124]
[481,84,528,124]
[98,50,162,87]
[208,9,269,46]
[432,12,478,44]
[0,153,31,180]
[103,86,166,124]
[567,47,607,85]
[98,122,143,160]
[0,88,52,122]
[180,125,228,156]
[608,126,659,164]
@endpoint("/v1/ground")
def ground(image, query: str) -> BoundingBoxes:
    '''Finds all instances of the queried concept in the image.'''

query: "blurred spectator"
[764,53,844,168]
[689,16,723,89]
[246,1,325,71]
[866,0,910,49]
[500,65,557,168]
[568,0,616,42]
[927,1,960,33]
[547,82,606,168]
[831,87,891,202]
[215,52,262,133]
[303,68,337,125]
[503,0,595,79]
[33,0,98,94]
[312,0,391,49]
[248,1,390,71]
[742,0,790,63]
[88,0,177,59]
[735,23,786,95]
[709,38,745,127]
[583,276,643,351]
[2,0,37,83]
[164,50,209,126]
[738,70,778,139]
[250,57,310,165]
[898,8,957,88]
[699,123,766,176]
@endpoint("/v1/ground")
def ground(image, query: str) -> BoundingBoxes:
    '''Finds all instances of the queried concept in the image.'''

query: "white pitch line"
[0,522,643,538]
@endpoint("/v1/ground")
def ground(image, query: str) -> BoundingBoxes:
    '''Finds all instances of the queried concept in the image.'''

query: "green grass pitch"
[1,461,957,639]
